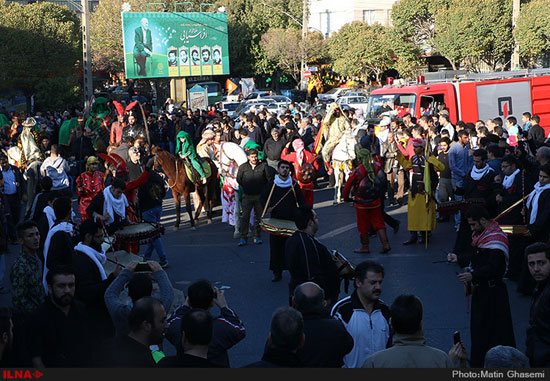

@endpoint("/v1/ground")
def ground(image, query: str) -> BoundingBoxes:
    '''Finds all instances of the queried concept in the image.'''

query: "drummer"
[261,160,306,283]
[87,178,129,236]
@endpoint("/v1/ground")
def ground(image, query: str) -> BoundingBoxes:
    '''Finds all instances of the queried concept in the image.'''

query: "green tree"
[261,29,326,85]
[391,0,449,53]
[214,0,303,77]
[0,1,81,112]
[434,0,512,71]
[514,0,550,67]
[388,28,424,80]
[328,22,395,83]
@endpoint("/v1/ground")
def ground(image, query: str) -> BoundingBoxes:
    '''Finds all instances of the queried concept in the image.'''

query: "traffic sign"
[304,71,311,79]
[308,67,318,72]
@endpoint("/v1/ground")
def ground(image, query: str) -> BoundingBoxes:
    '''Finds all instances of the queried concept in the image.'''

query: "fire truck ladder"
[424,68,550,83]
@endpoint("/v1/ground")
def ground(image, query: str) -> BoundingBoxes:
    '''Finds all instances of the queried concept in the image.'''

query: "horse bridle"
[154,152,179,189]
[218,142,236,179]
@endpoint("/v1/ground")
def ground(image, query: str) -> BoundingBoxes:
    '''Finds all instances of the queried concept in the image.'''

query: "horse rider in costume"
[17,117,45,213]
[320,103,350,174]
[176,130,207,184]
[85,97,111,153]
[396,138,445,245]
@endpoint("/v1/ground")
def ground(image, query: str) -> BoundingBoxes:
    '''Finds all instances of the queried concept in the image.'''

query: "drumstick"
[261,183,276,218]
[106,257,125,268]
[494,195,530,222]
[99,219,116,254]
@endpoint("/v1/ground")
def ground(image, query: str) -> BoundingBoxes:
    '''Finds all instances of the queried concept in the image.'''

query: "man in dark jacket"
[263,128,287,170]
[236,149,273,246]
[71,126,96,174]
[286,206,340,305]
[139,170,168,267]
[525,242,550,367]
[528,115,546,149]
[293,282,353,367]
[103,297,167,367]
[43,197,75,293]
[166,279,245,367]
[73,219,122,340]
[452,149,498,260]
[159,309,225,368]
[448,207,515,367]
[244,306,304,368]
[30,266,99,368]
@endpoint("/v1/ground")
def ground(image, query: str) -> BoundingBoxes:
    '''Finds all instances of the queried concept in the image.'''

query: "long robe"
[467,247,516,367]
[261,180,305,274]
[396,153,444,231]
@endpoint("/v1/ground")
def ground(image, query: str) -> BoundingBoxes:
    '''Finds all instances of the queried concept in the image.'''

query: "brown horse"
[151,146,219,230]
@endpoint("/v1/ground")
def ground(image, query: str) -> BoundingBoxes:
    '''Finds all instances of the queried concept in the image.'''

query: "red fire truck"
[366,69,550,135]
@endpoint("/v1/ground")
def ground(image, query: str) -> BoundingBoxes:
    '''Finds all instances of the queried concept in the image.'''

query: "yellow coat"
[397,153,445,232]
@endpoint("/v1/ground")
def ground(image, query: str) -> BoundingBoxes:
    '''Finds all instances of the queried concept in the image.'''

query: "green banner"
[121,12,230,79]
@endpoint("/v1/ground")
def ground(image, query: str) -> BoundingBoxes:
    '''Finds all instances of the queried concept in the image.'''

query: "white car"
[221,102,241,118]
[336,95,369,113]
[317,87,347,102]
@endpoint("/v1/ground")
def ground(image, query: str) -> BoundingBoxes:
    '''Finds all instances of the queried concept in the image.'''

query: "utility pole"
[81,0,93,113]
[300,0,309,90]
[511,0,520,69]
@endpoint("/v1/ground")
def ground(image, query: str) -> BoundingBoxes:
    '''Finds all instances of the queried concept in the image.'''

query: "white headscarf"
[470,164,493,181]
[43,205,56,229]
[526,181,550,224]
[74,242,107,280]
[42,222,74,293]
[103,185,129,225]
[502,169,520,190]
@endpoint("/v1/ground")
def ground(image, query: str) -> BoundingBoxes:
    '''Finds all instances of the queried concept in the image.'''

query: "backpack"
[352,167,380,203]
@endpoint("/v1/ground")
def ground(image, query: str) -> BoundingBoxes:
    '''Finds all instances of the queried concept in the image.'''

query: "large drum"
[296,162,316,184]
[500,225,528,236]
[436,198,485,216]
[114,222,165,245]
[260,218,297,237]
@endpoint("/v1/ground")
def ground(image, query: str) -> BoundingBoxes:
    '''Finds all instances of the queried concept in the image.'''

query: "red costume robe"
[280,147,319,207]
[343,164,385,234]
[76,171,105,220]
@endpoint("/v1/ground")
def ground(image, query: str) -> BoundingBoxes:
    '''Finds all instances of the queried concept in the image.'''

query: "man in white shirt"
[40,144,71,197]
[439,112,455,141]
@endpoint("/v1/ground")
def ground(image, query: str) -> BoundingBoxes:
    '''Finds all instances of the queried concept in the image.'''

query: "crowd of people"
[0,95,548,369]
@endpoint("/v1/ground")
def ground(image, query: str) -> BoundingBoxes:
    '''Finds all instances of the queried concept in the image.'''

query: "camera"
[135,262,152,273]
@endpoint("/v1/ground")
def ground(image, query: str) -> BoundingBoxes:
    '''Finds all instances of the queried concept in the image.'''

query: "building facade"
[308,0,398,38]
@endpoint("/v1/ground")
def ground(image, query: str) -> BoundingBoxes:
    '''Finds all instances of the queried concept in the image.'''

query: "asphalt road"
[0,181,532,368]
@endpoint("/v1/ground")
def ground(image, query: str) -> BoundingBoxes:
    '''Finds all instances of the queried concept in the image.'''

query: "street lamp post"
[81,0,93,113]
[300,0,308,91]
[511,0,520,69]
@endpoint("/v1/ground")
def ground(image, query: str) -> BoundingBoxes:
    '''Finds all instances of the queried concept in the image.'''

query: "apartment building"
[308,0,398,37]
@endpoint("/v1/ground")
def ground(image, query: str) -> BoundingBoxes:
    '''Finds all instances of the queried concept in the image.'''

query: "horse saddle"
[183,157,212,184]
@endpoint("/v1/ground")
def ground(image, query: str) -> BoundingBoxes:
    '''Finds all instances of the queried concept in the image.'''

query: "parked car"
[243,91,273,100]
[221,101,241,118]
[336,95,369,113]
[317,87,347,102]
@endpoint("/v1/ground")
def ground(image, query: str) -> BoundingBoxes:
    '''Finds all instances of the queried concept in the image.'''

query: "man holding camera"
[448,206,515,368]
[166,279,245,368]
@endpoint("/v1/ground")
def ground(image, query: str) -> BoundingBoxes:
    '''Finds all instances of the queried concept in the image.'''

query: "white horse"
[331,130,356,204]
[218,142,248,238]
